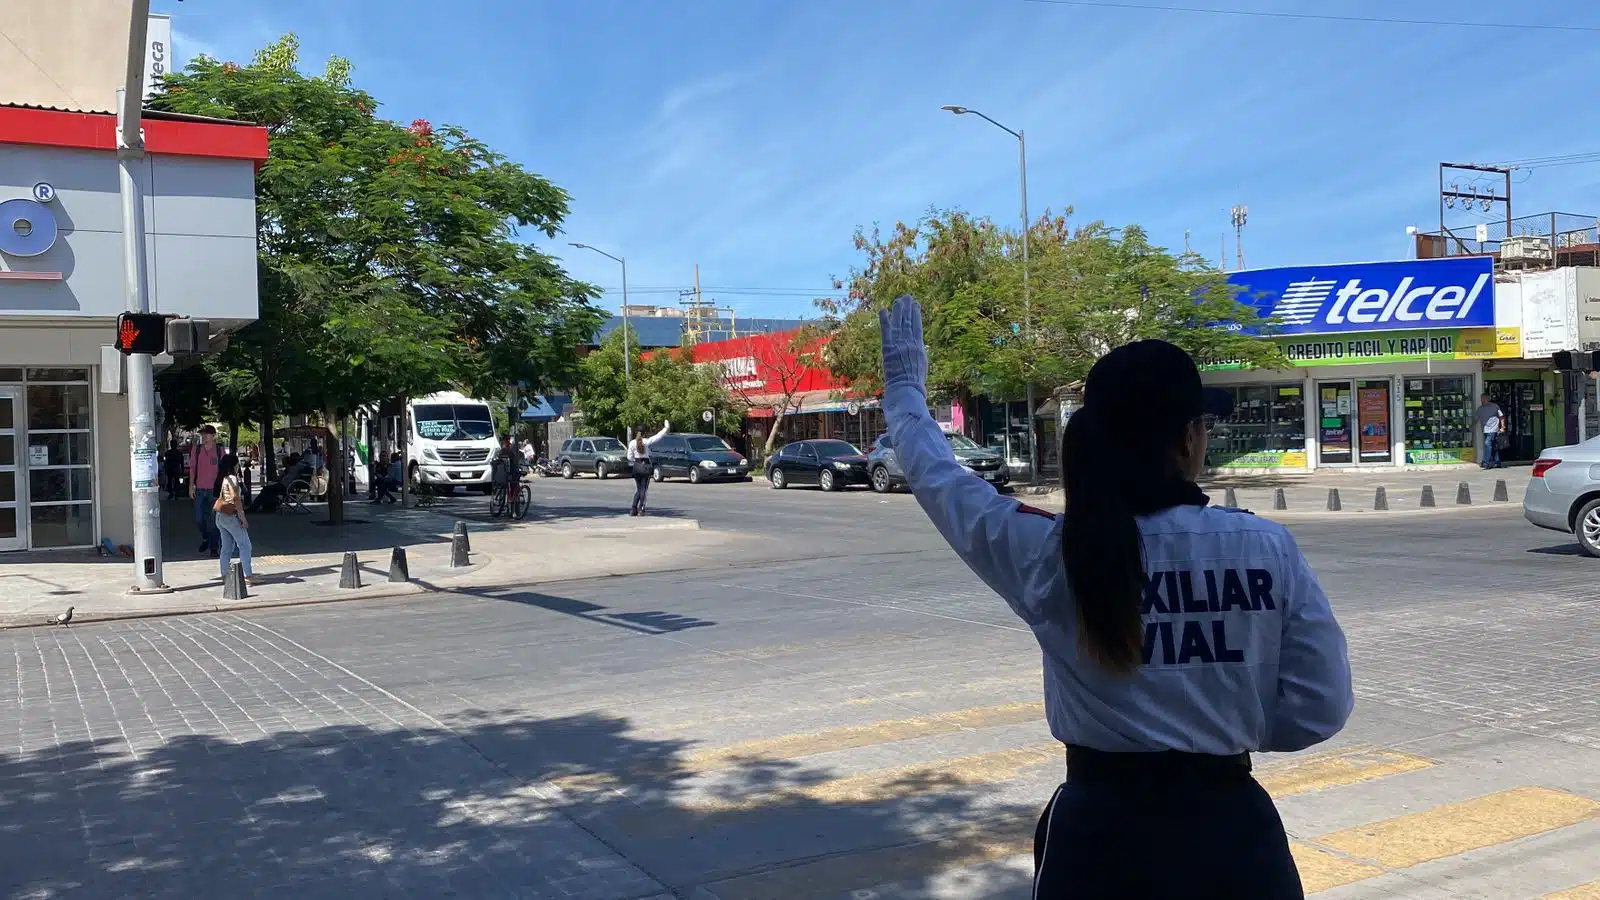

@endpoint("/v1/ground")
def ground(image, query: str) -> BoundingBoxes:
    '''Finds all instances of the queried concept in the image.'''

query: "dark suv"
[556,437,628,479]
[650,433,750,483]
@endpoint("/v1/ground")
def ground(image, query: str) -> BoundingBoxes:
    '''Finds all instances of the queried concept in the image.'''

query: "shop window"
[1205,384,1306,469]
[1403,376,1474,465]
[0,368,21,383]
[23,368,93,549]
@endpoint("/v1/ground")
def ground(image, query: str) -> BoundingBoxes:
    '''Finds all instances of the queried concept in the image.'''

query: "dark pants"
[1482,432,1502,468]
[193,489,220,551]
[631,471,651,514]
[1033,747,1303,899]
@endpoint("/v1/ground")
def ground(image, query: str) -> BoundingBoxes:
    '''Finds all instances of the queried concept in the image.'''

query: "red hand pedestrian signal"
[115,313,166,355]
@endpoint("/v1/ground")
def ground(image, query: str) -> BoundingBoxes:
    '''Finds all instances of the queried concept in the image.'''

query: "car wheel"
[770,468,787,490]
[820,469,837,492]
[596,462,608,480]
[652,466,664,482]
[1577,498,1600,557]
[689,466,703,484]
[870,465,891,494]
[561,461,574,479]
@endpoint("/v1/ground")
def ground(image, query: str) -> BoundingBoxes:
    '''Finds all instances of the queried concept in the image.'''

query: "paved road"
[2,477,1597,899]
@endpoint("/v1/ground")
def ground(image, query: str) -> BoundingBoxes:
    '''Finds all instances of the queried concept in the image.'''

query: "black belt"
[1064,744,1252,784]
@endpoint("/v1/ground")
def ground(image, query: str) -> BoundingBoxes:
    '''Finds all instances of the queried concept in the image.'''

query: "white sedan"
[1524,435,1600,555]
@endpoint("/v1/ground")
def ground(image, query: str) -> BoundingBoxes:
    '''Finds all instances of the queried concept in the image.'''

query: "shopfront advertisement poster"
[1406,447,1475,465]
[1210,450,1308,469]
[27,445,48,466]
[1200,328,1521,372]
[132,448,159,491]
[1357,388,1390,454]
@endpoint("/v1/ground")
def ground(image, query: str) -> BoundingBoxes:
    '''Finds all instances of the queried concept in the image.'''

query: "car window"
[812,440,860,458]
[560,440,574,453]
[687,435,731,452]
[592,438,624,451]
[945,434,980,451]
[874,433,892,451]
[799,443,818,460]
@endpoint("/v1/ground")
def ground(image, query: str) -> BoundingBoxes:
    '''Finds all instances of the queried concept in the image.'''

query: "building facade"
[0,105,267,550]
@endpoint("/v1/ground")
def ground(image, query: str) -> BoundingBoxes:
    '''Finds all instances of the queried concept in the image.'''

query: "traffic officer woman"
[878,296,1353,898]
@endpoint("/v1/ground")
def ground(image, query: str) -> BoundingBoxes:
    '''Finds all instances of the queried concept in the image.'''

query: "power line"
[1019,0,1600,33]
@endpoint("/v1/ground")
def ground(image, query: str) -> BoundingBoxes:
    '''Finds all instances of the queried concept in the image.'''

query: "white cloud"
[170,27,220,69]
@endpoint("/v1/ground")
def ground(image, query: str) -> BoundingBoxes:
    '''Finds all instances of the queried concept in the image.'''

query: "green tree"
[818,209,1284,406]
[573,332,743,439]
[149,34,602,518]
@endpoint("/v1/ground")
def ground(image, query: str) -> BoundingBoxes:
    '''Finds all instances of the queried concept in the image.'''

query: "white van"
[406,392,500,493]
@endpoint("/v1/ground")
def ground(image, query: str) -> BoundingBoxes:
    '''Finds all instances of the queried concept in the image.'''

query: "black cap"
[1082,340,1233,439]
[199,424,217,435]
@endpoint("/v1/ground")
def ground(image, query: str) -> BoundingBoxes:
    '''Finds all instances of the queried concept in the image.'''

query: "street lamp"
[943,105,1038,484]
[569,243,631,383]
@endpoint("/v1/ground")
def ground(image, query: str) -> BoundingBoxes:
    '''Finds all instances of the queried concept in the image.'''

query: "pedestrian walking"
[1476,394,1506,469]
[877,296,1352,899]
[627,421,670,516]
[189,425,225,557]
[212,453,255,587]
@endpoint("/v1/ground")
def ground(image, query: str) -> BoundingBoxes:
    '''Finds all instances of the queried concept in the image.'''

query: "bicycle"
[489,461,531,520]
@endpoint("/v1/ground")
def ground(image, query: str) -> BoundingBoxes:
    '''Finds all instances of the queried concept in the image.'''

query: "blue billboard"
[1226,257,1495,336]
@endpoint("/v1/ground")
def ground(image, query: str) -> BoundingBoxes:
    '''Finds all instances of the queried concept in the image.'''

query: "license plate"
[983,471,1001,481]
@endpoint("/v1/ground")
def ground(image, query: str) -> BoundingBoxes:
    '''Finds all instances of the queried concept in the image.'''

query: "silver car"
[1523,436,1600,555]
[867,431,1010,494]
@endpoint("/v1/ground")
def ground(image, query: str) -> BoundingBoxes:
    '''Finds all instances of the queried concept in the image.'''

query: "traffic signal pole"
[118,1,169,593]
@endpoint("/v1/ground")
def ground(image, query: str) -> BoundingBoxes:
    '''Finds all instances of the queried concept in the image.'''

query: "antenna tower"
[1230,205,1248,271]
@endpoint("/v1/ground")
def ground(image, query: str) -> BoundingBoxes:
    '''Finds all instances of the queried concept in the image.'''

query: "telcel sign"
[1229,257,1495,336]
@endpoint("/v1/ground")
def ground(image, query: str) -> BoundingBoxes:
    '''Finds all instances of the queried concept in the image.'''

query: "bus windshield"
[414,404,495,442]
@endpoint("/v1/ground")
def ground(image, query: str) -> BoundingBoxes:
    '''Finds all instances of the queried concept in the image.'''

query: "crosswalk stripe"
[1288,843,1386,894]
[680,701,1046,774]
[1545,881,1600,899]
[1312,786,1599,870]
[1255,746,1434,796]
[680,742,1062,814]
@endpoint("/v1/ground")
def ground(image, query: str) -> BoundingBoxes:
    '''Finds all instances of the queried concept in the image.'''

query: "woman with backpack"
[212,453,255,587]
[627,421,670,516]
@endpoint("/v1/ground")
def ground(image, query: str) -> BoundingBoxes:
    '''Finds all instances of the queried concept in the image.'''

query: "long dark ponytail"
[1060,409,1148,674]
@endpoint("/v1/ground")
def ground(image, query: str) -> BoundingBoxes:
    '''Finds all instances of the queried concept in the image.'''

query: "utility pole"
[120,1,168,593]
[1231,205,1248,271]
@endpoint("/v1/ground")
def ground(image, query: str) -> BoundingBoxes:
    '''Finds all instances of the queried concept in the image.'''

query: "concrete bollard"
[1273,488,1287,511]
[1456,482,1472,505]
[1494,479,1509,502]
[1421,485,1436,508]
[453,520,471,553]
[223,560,249,600]
[1326,488,1342,512]
[339,551,362,589]
[388,547,410,583]
[1223,487,1238,508]
[450,530,470,568]
[1373,486,1388,511]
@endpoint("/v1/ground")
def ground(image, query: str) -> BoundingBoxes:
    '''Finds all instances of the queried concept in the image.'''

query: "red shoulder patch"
[1016,503,1056,520]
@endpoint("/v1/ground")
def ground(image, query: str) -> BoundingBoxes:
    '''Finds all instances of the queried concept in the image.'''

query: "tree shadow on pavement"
[0,707,1042,899]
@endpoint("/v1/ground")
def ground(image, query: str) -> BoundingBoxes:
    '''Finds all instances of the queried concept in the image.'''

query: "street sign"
[701,409,714,423]
[846,400,861,416]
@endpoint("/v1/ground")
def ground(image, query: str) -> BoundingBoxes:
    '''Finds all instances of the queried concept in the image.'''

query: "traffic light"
[114,313,166,355]
[1553,350,1597,372]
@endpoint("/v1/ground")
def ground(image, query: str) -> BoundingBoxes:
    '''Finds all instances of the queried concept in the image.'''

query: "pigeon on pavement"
[51,607,74,627]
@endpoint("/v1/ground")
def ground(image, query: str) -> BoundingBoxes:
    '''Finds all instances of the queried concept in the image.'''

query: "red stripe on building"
[0,106,269,164]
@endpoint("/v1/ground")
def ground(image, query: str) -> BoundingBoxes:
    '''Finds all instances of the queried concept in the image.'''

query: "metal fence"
[1421,211,1600,265]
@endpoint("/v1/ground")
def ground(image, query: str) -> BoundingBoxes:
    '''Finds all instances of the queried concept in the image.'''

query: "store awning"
[518,394,562,423]
[744,389,880,419]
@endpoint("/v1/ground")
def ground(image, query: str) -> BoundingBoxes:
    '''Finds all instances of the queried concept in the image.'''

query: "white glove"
[878,295,928,393]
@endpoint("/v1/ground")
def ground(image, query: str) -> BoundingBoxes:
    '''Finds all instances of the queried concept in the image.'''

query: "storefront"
[0,105,267,550]
[1202,257,1511,472]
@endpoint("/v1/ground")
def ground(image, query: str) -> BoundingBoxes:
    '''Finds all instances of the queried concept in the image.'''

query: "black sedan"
[767,439,871,492]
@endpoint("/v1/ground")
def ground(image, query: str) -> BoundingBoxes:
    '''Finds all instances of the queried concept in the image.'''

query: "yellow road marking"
[681,701,1046,774]
[1314,786,1600,869]
[680,742,1062,814]
[1256,746,1434,797]
[1546,881,1600,900]
[1289,843,1385,894]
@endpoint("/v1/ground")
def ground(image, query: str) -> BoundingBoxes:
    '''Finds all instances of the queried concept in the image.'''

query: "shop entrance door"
[0,389,23,551]
[1315,380,1355,464]
[1486,380,1544,463]
[1355,379,1393,464]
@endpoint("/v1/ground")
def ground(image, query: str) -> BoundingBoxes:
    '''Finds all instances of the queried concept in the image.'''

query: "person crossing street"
[628,421,670,516]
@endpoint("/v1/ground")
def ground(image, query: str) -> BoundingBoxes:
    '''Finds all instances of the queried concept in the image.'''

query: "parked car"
[556,437,628,479]
[1524,437,1600,555]
[767,439,871,492]
[866,431,1010,494]
[650,433,750,483]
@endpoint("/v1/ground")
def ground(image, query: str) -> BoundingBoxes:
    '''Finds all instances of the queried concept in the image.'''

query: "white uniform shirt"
[878,300,1353,755]
[626,424,670,462]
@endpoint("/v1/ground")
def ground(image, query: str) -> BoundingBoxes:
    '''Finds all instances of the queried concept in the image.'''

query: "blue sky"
[160,1,1600,319]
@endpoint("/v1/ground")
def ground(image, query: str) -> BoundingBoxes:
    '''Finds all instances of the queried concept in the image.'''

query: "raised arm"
[645,421,670,446]
[879,296,1059,621]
